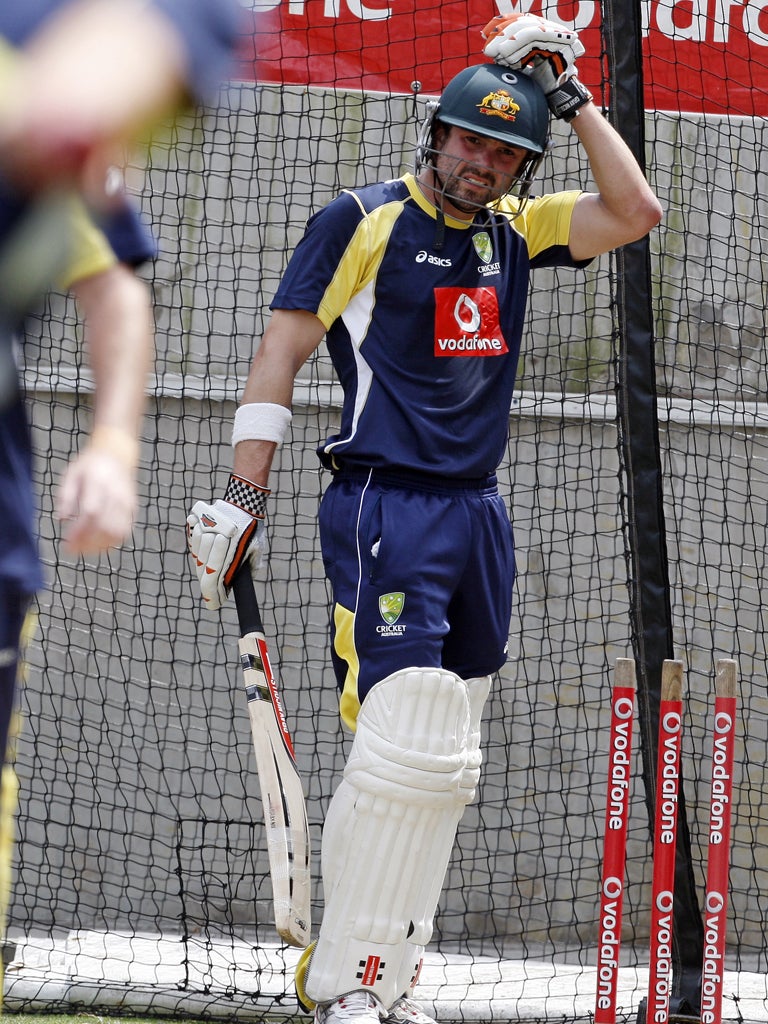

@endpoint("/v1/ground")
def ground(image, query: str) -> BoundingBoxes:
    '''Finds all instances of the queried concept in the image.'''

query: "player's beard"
[435,162,512,216]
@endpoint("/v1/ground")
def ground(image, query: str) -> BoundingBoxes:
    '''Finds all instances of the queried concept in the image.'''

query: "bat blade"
[233,570,311,948]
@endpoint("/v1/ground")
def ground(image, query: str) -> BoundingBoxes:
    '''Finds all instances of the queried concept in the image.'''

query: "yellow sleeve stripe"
[316,193,405,330]
[512,190,584,257]
[56,197,118,290]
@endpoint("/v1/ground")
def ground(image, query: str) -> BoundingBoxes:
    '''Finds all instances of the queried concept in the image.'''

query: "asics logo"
[415,250,453,267]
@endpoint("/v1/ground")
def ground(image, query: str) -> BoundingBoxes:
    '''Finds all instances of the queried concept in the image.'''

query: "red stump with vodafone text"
[700,659,737,1024]
[595,658,637,1024]
[646,661,684,1024]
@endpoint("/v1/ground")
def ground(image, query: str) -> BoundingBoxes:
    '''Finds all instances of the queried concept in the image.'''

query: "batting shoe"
[314,991,386,1024]
[381,997,437,1024]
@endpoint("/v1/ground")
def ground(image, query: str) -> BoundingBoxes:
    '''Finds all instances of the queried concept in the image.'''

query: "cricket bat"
[232,567,311,948]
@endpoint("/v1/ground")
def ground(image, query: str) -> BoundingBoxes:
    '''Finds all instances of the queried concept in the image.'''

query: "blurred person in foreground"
[188,14,663,1024]
[0,0,242,755]
[0,0,242,981]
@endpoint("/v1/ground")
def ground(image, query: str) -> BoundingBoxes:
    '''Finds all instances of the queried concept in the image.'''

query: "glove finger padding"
[187,498,264,610]
[482,12,585,88]
[482,13,592,121]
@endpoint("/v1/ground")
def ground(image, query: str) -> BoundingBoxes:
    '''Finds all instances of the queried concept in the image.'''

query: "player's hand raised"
[482,13,584,85]
[482,13,592,121]
[187,474,269,610]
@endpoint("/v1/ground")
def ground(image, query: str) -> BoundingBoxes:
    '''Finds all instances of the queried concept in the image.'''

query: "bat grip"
[231,566,265,636]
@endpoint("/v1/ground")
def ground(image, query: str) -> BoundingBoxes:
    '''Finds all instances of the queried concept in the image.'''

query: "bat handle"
[231,565,265,636]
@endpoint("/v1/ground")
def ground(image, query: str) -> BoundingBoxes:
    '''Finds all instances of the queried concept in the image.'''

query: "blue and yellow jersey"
[273,173,589,480]
[0,1,164,592]
[0,189,158,591]
[0,200,123,594]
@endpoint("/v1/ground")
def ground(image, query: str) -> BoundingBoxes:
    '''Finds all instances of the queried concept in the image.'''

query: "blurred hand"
[56,431,139,556]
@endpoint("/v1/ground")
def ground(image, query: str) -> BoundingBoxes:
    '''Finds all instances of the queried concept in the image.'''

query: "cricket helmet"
[436,62,550,153]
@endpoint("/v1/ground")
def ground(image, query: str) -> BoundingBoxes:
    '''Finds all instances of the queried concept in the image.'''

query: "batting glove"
[187,474,269,611]
[482,13,593,121]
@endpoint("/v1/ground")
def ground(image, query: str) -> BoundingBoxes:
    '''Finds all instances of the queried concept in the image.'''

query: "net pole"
[602,0,705,1014]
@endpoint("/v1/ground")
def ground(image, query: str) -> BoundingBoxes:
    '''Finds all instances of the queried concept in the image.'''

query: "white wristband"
[232,402,292,447]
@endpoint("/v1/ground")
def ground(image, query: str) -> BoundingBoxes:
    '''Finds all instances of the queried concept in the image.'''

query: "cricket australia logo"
[477,89,520,122]
[377,592,406,636]
[473,232,493,265]
[473,231,501,277]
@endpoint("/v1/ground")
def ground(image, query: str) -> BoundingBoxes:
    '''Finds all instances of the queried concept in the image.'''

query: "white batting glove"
[482,13,592,121]
[187,474,269,611]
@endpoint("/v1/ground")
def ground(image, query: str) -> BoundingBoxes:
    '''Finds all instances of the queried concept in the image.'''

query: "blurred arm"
[56,263,153,555]
[0,0,241,199]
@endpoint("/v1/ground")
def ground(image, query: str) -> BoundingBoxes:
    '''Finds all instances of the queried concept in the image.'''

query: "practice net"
[5,2,768,1023]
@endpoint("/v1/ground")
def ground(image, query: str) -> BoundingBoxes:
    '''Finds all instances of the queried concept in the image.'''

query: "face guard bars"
[414,100,548,218]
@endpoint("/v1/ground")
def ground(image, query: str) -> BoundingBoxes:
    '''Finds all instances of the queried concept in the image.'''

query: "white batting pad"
[393,675,492,999]
[305,668,486,1008]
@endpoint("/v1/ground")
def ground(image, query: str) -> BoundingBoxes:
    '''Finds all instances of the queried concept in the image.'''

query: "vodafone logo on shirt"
[433,287,509,357]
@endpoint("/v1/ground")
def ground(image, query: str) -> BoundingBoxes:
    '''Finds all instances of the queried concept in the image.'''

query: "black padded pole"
[601,2,705,1019]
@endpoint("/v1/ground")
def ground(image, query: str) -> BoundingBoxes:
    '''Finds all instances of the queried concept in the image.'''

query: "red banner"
[235,1,768,116]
